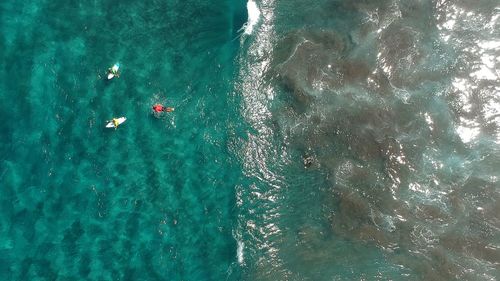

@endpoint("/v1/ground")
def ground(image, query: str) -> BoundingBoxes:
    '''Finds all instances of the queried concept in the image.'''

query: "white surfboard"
[106,117,126,128]
[107,63,120,80]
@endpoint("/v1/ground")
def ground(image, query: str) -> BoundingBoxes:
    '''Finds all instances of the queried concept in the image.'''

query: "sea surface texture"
[1,0,499,280]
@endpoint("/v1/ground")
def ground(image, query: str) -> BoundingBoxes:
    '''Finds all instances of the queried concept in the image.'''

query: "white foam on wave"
[244,0,261,35]
[237,240,244,264]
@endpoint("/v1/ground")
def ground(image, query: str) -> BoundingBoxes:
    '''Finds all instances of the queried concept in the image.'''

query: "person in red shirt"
[152,104,174,113]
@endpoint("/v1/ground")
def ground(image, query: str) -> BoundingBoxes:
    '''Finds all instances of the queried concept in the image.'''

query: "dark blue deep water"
[1,0,499,280]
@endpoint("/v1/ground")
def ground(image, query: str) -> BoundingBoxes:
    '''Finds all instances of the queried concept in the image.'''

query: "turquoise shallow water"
[1,0,247,280]
[1,0,500,280]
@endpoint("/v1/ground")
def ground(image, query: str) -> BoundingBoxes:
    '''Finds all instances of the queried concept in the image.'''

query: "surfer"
[106,117,126,129]
[112,118,119,128]
[107,63,120,79]
[152,104,175,113]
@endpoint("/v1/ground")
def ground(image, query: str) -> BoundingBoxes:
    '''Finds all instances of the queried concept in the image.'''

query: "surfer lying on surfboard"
[106,117,126,129]
[152,104,174,113]
[107,63,120,79]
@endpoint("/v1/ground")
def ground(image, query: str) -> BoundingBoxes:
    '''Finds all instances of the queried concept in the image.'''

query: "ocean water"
[1,0,499,280]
